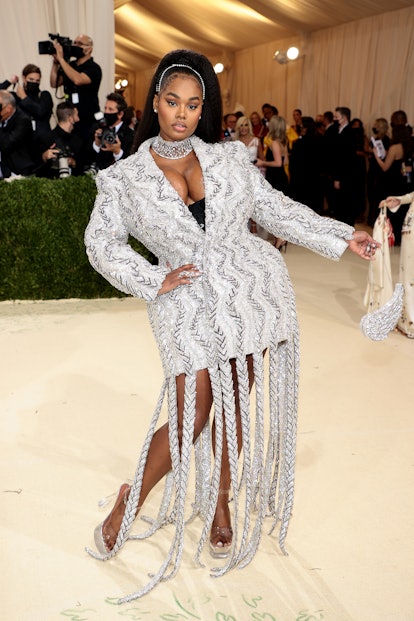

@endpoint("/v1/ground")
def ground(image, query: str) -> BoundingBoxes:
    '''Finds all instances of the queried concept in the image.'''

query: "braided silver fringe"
[85,380,168,563]
[209,361,240,576]
[268,336,299,554]
[268,341,281,518]
[117,373,198,603]
[89,341,299,599]
[233,355,253,562]
[189,421,211,523]
[194,365,224,568]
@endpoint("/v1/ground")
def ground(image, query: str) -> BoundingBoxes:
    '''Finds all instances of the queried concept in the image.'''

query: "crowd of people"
[222,104,414,243]
[0,34,139,181]
[1,36,413,242]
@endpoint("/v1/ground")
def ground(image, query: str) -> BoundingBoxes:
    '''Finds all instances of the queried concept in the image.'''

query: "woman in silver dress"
[84,49,377,602]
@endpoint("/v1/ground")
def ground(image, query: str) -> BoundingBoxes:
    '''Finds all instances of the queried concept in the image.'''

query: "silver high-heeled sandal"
[209,489,233,558]
[94,483,130,554]
[209,525,233,558]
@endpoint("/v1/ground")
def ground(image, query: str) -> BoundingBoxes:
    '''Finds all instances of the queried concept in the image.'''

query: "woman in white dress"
[84,49,378,602]
[233,115,263,163]
[381,193,414,337]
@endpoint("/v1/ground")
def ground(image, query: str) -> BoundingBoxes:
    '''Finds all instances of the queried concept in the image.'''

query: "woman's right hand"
[158,263,201,295]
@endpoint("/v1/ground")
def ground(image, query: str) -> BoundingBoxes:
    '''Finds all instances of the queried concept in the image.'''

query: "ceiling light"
[214,62,224,74]
[287,46,299,60]
[273,47,301,64]
[115,78,128,90]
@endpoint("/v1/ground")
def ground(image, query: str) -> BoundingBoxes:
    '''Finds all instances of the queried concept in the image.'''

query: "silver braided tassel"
[360,283,404,341]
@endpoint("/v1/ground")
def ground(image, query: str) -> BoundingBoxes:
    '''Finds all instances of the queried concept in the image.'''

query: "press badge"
[72,93,79,104]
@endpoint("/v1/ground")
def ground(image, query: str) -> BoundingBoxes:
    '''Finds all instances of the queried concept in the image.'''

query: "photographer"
[49,34,102,142]
[36,101,83,178]
[6,64,53,140]
[0,89,35,179]
[85,92,134,171]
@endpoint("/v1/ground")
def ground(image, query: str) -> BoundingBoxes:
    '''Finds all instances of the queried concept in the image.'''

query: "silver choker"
[152,135,193,159]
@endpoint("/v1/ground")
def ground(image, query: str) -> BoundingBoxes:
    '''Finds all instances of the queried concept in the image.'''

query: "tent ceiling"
[114,0,411,74]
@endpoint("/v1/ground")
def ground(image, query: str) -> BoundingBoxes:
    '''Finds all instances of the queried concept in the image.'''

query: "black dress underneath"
[188,198,206,230]
[265,147,289,194]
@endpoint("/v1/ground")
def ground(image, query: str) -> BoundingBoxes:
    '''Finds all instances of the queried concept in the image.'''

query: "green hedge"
[0,176,153,300]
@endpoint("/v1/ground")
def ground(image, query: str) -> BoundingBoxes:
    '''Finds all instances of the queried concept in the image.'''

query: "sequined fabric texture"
[84,136,354,602]
[360,283,404,340]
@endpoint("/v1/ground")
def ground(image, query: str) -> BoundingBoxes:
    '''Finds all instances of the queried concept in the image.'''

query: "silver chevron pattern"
[85,135,355,602]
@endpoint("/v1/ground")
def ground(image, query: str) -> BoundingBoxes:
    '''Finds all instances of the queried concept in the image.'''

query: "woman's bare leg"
[210,354,255,548]
[100,369,213,549]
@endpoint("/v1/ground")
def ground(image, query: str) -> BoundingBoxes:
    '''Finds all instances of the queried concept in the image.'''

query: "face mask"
[104,112,118,126]
[372,127,378,135]
[25,82,40,96]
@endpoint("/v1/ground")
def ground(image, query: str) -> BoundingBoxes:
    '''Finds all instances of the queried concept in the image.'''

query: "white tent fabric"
[130,5,414,128]
[1,2,413,129]
[113,0,413,72]
[1,0,114,115]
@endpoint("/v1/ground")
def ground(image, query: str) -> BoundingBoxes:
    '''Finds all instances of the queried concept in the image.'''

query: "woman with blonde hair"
[256,114,289,193]
[367,117,390,227]
[234,115,263,163]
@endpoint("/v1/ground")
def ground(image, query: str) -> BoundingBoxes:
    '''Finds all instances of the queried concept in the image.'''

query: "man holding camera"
[85,92,134,171]
[50,34,102,142]
[36,101,83,178]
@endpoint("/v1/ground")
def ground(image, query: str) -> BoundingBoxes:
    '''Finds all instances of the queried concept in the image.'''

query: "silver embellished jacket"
[85,135,353,378]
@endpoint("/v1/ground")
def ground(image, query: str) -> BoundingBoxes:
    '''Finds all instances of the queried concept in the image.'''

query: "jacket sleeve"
[84,168,168,300]
[18,91,53,123]
[238,143,355,260]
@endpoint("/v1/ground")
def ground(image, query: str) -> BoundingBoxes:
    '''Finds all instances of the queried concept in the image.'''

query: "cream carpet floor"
[1,243,413,621]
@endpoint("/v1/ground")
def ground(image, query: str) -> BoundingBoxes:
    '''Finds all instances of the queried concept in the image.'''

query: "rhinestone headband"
[155,64,206,100]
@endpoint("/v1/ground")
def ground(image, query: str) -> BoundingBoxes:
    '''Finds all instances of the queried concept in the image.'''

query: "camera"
[83,162,100,178]
[38,33,83,60]
[98,123,117,146]
[50,146,73,178]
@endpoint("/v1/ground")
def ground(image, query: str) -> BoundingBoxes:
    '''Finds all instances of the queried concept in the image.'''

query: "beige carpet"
[1,243,413,621]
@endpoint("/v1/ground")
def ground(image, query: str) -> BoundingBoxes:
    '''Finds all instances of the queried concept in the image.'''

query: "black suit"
[0,108,35,177]
[331,123,359,225]
[85,121,134,171]
[321,123,338,215]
